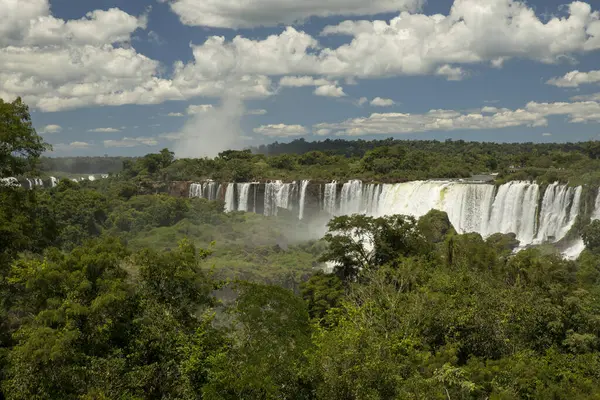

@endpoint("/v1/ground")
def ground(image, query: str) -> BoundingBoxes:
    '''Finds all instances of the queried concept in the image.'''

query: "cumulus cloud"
[254,124,308,137]
[314,84,346,97]
[279,76,332,87]
[104,136,158,148]
[436,65,466,81]
[370,97,395,107]
[2,0,600,113]
[312,100,600,136]
[186,104,214,114]
[167,112,184,117]
[88,127,121,133]
[571,92,600,102]
[161,0,424,28]
[0,0,273,112]
[358,97,369,106]
[40,124,62,133]
[542,132,553,136]
[547,69,600,87]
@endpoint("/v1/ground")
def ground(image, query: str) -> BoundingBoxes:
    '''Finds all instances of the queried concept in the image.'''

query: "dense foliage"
[41,138,600,186]
[5,101,600,398]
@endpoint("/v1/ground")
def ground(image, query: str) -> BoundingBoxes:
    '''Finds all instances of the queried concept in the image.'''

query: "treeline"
[121,141,600,186]
[39,156,134,175]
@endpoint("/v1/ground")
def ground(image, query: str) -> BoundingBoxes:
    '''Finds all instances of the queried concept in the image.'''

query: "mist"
[173,95,246,158]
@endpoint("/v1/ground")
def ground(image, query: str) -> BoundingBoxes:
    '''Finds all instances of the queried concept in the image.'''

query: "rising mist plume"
[173,95,245,158]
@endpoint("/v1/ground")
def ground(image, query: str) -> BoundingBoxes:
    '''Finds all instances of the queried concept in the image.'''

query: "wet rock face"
[169,181,191,197]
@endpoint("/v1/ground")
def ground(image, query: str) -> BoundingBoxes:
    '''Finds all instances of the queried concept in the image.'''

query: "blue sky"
[2,0,600,156]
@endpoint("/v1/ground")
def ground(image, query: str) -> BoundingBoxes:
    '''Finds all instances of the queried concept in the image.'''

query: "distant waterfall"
[224,184,236,212]
[535,183,581,243]
[486,181,539,244]
[323,182,338,215]
[264,181,298,216]
[188,179,585,247]
[339,180,363,215]
[50,177,59,187]
[299,180,310,220]
[237,183,253,212]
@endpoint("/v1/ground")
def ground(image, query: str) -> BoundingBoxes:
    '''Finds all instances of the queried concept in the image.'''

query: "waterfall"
[264,181,297,216]
[444,183,496,235]
[224,183,235,212]
[50,177,59,187]
[299,180,310,220]
[237,183,252,212]
[339,180,363,215]
[486,182,539,244]
[0,177,20,187]
[323,182,338,215]
[535,183,582,243]
[186,179,586,250]
[189,183,202,198]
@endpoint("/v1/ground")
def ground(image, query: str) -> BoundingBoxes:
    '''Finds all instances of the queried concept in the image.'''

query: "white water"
[224,183,235,212]
[237,183,252,212]
[188,179,585,249]
[339,180,364,215]
[323,182,338,215]
[299,180,310,220]
[264,181,298,216]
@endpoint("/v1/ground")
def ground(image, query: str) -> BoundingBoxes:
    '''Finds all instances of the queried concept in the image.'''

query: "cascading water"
[224,183,235,212]
[323,182,338,215]
[535,183,582,243]
[264,181,297,216]
[299,180,310,220]
[486,181,539,244]
[50,177,59,187]
[339,180,363,215]
[188,179,585,250]
[237,183,252,212]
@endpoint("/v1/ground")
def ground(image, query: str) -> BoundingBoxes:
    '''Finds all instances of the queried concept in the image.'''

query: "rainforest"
[5,98,600,399]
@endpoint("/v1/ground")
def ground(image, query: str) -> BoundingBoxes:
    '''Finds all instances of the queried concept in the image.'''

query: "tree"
[319,214,429,281]
[0,98,49,177]
[583,220,600,253]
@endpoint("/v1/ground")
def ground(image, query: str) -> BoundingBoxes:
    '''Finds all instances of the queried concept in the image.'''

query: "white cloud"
[542,132,553,136]
[161,0,424,28]
[40,124,62,133]
[317,1,600,78]
[88,127,121,133]
[370,97,395,107]
[312,100,600,136]
[167,112,185,117]
[279,76,331,87]
[2,0,600,113]
[547,70,600,87]
[436,65,466,81]
[358,97,368,106]
[571,92,600,102]
[52,141,92,151]
[0,1,273,112]
[253,124,308,137]
[104,136,158,148]
[314,84,346,97]
[246,109,267,115]
[186,104,214,114]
